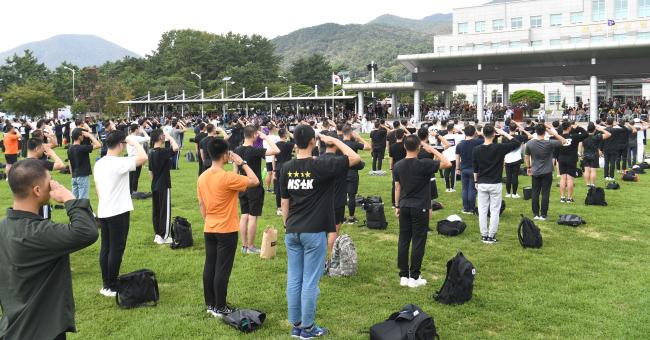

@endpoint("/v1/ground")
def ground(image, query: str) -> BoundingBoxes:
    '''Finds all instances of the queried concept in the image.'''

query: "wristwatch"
[241,161,248,166]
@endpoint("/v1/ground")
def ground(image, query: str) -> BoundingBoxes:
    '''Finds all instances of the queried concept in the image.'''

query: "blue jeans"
[72,176,90,199]
[286,232,327,328]
[461,169,476,212]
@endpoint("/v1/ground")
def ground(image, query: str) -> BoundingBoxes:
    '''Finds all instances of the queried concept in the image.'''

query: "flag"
[332,73,342,85]
[608,19,615,26]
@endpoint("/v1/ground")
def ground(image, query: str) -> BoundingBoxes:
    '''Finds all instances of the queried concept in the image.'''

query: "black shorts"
[335,206,345,224]
[5,154,17,164]
[583,158,599,169]
[239,186,265,216]
[558,161,577,176]
[346,178,359,194]
[266,162,273,172]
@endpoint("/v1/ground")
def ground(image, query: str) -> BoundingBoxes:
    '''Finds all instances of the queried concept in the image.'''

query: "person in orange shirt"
[3,125,21,174]
[197,138,258,319]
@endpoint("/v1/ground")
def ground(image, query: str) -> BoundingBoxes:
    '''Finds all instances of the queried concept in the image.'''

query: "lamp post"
[191,72,204,118]
[222,77,233,116]
[62,66,75,103]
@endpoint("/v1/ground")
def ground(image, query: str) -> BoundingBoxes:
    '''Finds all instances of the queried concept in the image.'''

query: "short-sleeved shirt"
[275,141,295,172]
[525,139,562,176]
[263,135,281,163]
[443,133,465,160]
[94,156,136,218]
[280,156,349,233]
[503,135,528,164]
[149,147,176,191]
[370,128,387,150]
[67,144,94,178]
[389,142,407,166]
[455,138,484,170]
[393,158,440,210]
[472,140,520,184]
[197,167,249,233]
[343,140,364,180]
[200,135,216,167]
[3,133,19,155]
[234,145,266,182]
[582,134,603,160]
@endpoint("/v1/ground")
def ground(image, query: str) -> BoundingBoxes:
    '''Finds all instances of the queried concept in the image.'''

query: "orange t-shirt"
[197,167,249,233]
[3,133,19,155]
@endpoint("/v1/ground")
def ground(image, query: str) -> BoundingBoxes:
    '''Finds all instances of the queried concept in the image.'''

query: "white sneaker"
[276,208,282,216]
[505,194,512,198]
[400,277,409,287]
[449,189,456,192]
[99,288,117,297]
[512,194,520,199]
[161,237,173,244]
[154,235,164,244]
[538,216,546,221]
[533,216,540,220]
[408,276,427,288]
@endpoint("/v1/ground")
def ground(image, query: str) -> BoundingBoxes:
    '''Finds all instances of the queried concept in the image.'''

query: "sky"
[1,0,487,56]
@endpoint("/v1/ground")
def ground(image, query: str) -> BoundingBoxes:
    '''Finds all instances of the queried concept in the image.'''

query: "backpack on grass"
[185,151,196,162]
[170,216,193,249]
[606,181,620,190]
[622,171,639,182]
[223,309,266,333]
[433,252,476,305]
[363,197,388,230]
[369,304,439,340]
[518,215,543,248]
[116,269,159,308]
[557,214,586,227]
[328,234,357,277]
[631,166,646,174]
[585,187,607,206]
[436,220,466,236]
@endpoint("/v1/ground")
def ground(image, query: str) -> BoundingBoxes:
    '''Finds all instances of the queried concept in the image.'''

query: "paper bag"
[260,226,278,259]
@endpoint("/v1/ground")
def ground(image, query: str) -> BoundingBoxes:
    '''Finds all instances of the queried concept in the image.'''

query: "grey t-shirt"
[525,139,562,176]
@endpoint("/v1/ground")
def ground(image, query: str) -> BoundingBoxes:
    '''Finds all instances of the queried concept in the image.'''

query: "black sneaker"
[560,197,566,203]
[347,217,358,224]
[567,198,575,203]
[489,236,498,244]
[481,236,489,243]
[214,305,235,318]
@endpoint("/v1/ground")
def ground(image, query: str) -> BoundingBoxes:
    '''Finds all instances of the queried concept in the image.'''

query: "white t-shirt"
[504,145,523,163]
[263,135,281,163]
[443,133,465,160]
[635,124,644,144]
[126,135,150,157]
[94,156,136,218]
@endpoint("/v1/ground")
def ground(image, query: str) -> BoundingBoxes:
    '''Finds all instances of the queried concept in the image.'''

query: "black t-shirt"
[343,140,364,180]
[604,127,626,151]
[558,127,588,163]
[67,144,93,177]
[29,158,54,171]
[275,141,295,173]
[194,132,207,153]
[582,134,603,160]
[387,130,398,146]
[19,125,31,139]
[199,136,215,167]
[280,156,349,233]
[389,142,406,166]
[235,145,266,182]
[370,128,387,150]
[472,140,520,184]
[149,147,175,191]
[455,138,485,171]
[319,153,348,209]
[393,158,440,210]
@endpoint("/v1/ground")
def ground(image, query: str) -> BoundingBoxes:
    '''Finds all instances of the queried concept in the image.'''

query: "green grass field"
[1,133,649,339]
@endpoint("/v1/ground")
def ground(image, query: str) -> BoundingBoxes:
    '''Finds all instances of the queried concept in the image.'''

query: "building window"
[570,37,584,44]
[615,0,628,19]
[640,0,650,17]
[458,22,468,34]
[638,32,650,40]
[493,19,505,31]
[549,92,562,105]
[530,15,542,28]
[475,21,485,32]
[592,0,606,21]
[614,33,628,42]
[531,40,542,47]
[550,14,562,27]
[570,11,584,24]
[437,46,446,53]
[511,17,523,29]
[510,41,522,48]
[550,39,562,46]
[591,35,605,43]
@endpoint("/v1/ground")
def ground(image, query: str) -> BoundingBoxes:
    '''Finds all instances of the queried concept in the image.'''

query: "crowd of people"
[0,105,648,339]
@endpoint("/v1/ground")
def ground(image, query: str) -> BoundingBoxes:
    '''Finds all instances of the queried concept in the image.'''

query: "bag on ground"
[0,172,6,180]
[517,215,543,248]
[584,186,607,206]
[116,269,159,308]
[260,226,277,259]
[574,168,583,178]
[631,165,646,174]
[557,214,587,227]
[523,186,532,200]
[606,181,620,190]
[639,162,650,169]
[222,309,266,333]
[170,216,193,249]
[185,151,196,162]
[369,304,439,340]
[431,201,443,211]
[328,234,357,277]
[622,171,640,182]
[433,251,476,305]
[363,197,388,229]
[436,220,466,236]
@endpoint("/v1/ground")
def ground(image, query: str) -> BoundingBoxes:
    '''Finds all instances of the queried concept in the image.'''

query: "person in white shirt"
[633,118,648,162]
[442,123,465,192]
[537,108,546,122]
[505,108,513,120]
[127,124,150,194]
[94,130,148,297]
[485,109,493,123]
[262,123,281,193]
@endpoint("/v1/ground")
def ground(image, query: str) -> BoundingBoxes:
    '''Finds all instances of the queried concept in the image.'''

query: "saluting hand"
[49,180,76,203]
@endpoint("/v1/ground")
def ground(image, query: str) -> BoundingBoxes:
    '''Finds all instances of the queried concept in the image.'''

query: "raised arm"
[230,151,260,188]
[259,131,280,156]
[126,135,148,166]
[43,144,66,170]
[320,134,361,166]
[420,141,452,169]
[83,131,101,149]
[353,131,371,150]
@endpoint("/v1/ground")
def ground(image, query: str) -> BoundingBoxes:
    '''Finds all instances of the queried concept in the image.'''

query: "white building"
[434,0,650,108]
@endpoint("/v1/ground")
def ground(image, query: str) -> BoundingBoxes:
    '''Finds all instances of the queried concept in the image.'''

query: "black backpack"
[369,304,439,340]
[185,151,196,162]
[639,162,650,169]
[517,215,543,248]
[171,216,193,249]
[0,172,6,181]
[606,181,620,190]
[363,197,388,230]
[222,309,266,333]
[557,214,586,227]
[522,186,532,200]
[631,166,646,174]
[574,168,583,178]
[436,220,466,236]
[431,201,443,211]
[473,200,505,217]
[622,171,639,182]
[116,269,159,308]
[584,187,607,206]
[433,252,476,305]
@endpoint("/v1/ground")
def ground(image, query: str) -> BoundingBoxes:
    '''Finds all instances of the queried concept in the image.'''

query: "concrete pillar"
[502,83,510,106]
[590,76,599,122]
[477,80,484,123]
[358,91,364,117]
[414,90,421,123]
[605,79,613,101]
[565,85,576,108]
[391,92,398,117]
[444,90,451,108]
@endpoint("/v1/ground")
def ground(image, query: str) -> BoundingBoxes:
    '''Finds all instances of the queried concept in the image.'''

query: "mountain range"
[0,14,453,77]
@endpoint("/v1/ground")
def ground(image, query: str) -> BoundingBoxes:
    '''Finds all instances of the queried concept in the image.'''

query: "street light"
[62,66,75,103]
[191,72,203,117]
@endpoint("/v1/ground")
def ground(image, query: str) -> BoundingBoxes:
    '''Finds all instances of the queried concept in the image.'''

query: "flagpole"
[332,76,335,120]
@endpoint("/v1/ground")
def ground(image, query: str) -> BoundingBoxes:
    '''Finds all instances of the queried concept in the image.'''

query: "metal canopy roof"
[398,41,650,85]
